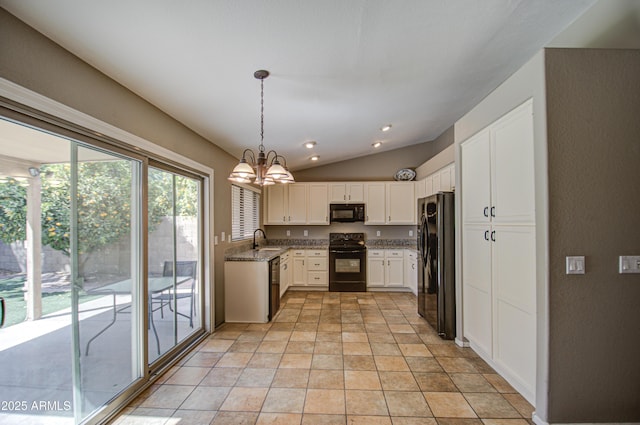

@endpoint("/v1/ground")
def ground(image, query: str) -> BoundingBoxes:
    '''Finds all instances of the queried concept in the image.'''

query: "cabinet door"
[280,260,289,296]
[329,184,347,202]
[440,165,452,191]
[404,251,418,295]
[492,225,536,398]
[432,173,441,194]
[462,224,493,357]
[292,257,307,286]
[287,183,307,224]
[491,100,535,224]
[347,183,364,202]
[367,251,385,287]
[365,183,386,224]
[385,256,404,287]
[424,176,433,197]
[415,178,426,199]
[461,129,491,223]
[308,183,329,224]
[386,182,415,224]
[266,184,287,224]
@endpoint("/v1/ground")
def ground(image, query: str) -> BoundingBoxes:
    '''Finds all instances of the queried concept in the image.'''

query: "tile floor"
[113,291,534,425]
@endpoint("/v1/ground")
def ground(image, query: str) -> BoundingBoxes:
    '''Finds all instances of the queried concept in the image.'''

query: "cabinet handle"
[491,230,496,242]
[483,207,489,217]
[490,206,495,218]
[388,216,391,222]
[283,216,286,222]
[343,195,346,200]
[288,216,291,221]
[412,263,415,270]
[388,260,390,266]
[484,230,490,241]
[348,194,351,200]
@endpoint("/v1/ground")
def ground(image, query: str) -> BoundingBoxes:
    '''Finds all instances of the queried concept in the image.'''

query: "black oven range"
[329,232,367,292]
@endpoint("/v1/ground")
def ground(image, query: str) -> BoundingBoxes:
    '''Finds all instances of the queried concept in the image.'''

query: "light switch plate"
[376,231,381,237]
[619,255,640,274]
[221,231,225,242]
[409,230,414,237]
[566,256,585,275]
[303,230,308,237]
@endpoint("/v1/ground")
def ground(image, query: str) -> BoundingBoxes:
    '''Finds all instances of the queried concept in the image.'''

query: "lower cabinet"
[291,249,328,287]
[280,250,290,297]
[367,249,406,289]
[404,250,418,295]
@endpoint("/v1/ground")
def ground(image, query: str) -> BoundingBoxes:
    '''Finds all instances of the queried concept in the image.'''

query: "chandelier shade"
[228,70,294,186]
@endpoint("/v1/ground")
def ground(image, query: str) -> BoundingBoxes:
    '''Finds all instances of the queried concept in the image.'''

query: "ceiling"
[0,0,596,171]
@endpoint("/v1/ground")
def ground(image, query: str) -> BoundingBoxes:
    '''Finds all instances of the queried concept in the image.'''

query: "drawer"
[385,250,404,258]
[307,257,327,271]
[308,271,327,285]
[306,249,327,257]
[292,250,306,257]
[405,251,417,260]
[368,250,384,258]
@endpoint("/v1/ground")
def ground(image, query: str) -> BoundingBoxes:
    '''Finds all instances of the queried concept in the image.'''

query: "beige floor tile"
[483,374,517,393]
[481,420,530,425]
[212,411,259,425]
[343,355,376,370]
[450,373,497,393]
[406,357,444,373]
[258,340,288,353]
[286,341,316,354]
[272,368,310,388]
[348,415,392,425]
[291,331,317,341]
[179,386,230,410]
[344,370,382,390]
[393,333,423,344]
[437,357,478,373]
[345,390,389,415]
[341,323,366,332]
[262,388,307,413]
[312,354,343,370]
[424,392,477,418]
[384,390,433,417]
[257,412,303,425]
[183,351,223,367]
[463,393,521,419]
[342,332,368,343]
[414,372,458,392]
[201,339,234,352]
[308,369,344,389]
[139,385,194,409]
[301,413,346,425]
[236,368,276,387]
[314,341,342,355]
[171,409,217,425]
[398,343,433,357]
[374,355,410,371]
[263,330,293,341]
[118,407,175,425]
[502,393,534,418]
[317,323,342,333]
[200,367,242,386]
[280,353,313,369]
[238,330,267,341]
[343,342,373,356]
[216,352,253,368]
[220,387,269,412]
[316,332,342,342]
[247,323,273,332]
[304,389,346,414]
[391,417,437,425]
[371,342,402,355]
[163,366,210,385]
[379,371,420,391]
[433,418,483,425]
[248,353,283,368]
[387,324,414,333]
[229,340,260,352]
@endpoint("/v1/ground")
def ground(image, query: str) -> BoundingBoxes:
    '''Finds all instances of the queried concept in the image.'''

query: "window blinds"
[231,184,260,241]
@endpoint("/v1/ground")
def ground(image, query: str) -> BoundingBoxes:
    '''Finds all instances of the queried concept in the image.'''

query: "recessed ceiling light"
[304,141,316,149]
[381,124,392,132]
[310,155,320,161]
[372,141,382,148]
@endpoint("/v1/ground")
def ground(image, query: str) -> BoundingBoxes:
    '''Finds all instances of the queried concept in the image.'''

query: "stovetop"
[329,233,366,249]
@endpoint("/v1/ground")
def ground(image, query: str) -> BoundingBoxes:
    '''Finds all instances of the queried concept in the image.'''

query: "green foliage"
[0,161,198,256]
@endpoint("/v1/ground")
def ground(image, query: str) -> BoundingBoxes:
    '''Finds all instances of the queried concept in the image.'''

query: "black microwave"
[330,204,365,223]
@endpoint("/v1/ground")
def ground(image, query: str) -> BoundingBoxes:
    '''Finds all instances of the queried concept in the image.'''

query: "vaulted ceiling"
[0,0,595,170]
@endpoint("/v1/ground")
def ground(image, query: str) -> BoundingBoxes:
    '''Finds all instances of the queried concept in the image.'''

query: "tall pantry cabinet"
[461,99,537,402]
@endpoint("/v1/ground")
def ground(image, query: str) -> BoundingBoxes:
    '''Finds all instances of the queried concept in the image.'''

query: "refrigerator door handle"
[420,214,429,264]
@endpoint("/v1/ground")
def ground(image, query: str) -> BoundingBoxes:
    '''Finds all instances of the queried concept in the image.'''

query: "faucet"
[253,228,267,249]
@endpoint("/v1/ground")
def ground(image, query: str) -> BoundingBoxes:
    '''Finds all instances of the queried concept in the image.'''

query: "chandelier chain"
[259,77,265,151]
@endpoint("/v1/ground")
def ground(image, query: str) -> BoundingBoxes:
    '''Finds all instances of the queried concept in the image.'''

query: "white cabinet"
[291,249,327,287]
[460,99,536,399]
[287,184,307,224]
[365,182,415,225]
[367,249,406,288]
[280,250,290,297]
[416,164,455,200]
[404,250,418,295]
[266,184,288,224]
[386,182,415,224]
[307,183,329,224]
[329,183,364,203]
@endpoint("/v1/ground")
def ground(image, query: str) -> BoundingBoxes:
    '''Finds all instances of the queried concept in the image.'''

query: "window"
[232,184,260,241]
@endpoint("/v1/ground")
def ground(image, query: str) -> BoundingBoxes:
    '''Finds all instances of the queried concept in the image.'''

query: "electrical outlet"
[221,231,225,242]
[286,230,291,236]
[214,235,218,245]
[376,230,381,237]
[228,234,231,243]
[409,230,414,237]
[303,230,308,237]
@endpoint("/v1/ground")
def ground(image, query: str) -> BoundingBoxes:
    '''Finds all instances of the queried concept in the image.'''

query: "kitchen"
[1,1,639,425]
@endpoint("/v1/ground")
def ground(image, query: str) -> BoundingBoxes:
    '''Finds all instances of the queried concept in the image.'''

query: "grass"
[0,276,98,328]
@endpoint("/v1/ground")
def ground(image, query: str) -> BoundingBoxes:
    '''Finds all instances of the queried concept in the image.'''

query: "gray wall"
[293,126,454,181]
[0,9,240,326]
[545,48,640,422]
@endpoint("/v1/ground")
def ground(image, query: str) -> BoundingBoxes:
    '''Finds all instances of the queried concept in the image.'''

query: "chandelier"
[228,70,294,186]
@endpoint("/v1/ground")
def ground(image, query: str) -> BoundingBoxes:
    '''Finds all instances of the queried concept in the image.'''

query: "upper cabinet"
[307,183,329,224]
[365,182,415,225]
[416,163,455,199]
[364,183,387,224]
[329,183,364,203]
[264,183,328,225]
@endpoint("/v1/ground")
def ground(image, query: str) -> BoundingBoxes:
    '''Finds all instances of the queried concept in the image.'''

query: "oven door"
[329,249,366,292]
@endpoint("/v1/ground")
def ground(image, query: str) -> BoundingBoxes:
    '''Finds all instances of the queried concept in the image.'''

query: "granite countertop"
[225,247,288,262]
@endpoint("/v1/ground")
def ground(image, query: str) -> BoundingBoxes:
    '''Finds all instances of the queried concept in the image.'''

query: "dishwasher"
[269,256,280,320]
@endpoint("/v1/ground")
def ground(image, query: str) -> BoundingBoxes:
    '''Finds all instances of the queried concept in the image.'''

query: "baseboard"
[531,412,640,425]
[455,337,469,347]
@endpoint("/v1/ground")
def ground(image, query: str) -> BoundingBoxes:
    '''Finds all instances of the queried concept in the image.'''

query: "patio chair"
[152,260,197,327]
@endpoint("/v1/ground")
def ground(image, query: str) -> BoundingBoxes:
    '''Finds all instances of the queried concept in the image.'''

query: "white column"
[26,176,42,321]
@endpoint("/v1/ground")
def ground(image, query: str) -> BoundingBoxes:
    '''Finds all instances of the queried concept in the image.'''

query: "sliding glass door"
[147,166,202,363]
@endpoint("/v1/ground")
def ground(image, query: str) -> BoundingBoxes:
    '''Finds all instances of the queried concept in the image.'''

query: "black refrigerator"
[417,192,455,339]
